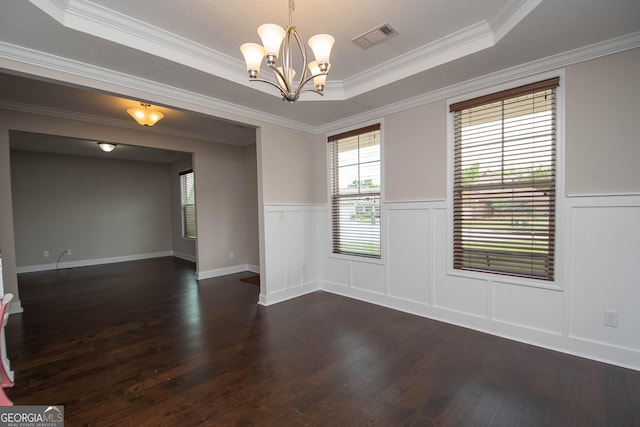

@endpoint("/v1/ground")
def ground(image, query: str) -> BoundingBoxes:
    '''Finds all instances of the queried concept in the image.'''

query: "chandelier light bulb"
[240,43,266,78]
[308,61,330,91]
[308,34,335,68]
[257,24,286,62]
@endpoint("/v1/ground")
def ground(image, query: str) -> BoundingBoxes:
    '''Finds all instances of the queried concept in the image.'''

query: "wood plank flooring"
[5,257,640,426]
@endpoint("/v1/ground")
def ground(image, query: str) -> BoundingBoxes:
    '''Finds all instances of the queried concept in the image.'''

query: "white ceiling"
[0,0,639,146]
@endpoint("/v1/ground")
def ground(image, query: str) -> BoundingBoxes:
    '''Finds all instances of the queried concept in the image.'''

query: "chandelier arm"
[290,28,309,90]
[247,77,287,98]
[278,28,294,95]
[269,63,292,94]
[292,72,328,98]
[296,88,325,97]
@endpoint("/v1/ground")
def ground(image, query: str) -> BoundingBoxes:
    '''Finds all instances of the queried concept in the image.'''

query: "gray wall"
[11,150,173,268]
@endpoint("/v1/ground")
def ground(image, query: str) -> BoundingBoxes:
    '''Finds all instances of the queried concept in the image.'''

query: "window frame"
[179,169,196,240]
[327,122,384,262]
[446,72,565,288]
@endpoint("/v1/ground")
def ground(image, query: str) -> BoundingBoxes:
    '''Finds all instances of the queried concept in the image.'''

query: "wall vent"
[352,23,398,49]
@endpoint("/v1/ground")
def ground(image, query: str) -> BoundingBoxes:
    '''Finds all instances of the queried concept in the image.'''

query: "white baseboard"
[173,251,196,262]
[258,281,320,306]
[18,253,259,280]
[16,251,174,273]
[319,280,640,371]
[197,264,257,280]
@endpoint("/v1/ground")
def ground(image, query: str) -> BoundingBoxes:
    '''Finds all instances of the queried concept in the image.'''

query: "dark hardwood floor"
[4,257,640,426]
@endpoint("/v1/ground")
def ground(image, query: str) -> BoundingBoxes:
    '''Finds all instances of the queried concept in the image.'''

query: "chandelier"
[240,0,335,103]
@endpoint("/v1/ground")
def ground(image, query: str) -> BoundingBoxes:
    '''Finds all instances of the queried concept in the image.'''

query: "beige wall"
[192,138,250,270]
[244,144,259,266]
[565,48,640,195]
[259,124,324,204]
[356,47,639,203]
[384,101,448,201]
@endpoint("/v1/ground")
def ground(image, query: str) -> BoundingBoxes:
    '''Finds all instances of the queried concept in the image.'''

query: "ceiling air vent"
[352,23,398,49]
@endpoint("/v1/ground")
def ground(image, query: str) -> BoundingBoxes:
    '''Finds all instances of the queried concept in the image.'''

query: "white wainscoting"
[492,281,563,334]
[260,205,324,305]
[261,197,640,370]
[567,196,640,357]
[387,207,430,304]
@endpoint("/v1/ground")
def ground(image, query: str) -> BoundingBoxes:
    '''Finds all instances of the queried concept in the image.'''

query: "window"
[450,77,559,280]
[329,124,381,259]
[179,170,196,239]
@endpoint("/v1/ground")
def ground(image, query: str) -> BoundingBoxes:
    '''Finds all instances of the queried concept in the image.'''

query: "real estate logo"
[0,405,64,427]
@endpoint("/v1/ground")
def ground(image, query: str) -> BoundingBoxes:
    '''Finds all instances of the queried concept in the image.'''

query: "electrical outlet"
[229,252,234,260]
[65,249,71,256]
[604,310,619,328]
[43,250,49,258]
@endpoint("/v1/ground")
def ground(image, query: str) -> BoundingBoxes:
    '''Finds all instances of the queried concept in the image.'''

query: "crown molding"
[490,0,543,43]
[342,0,543,98]
[0,41,316,133]
[0,99,241,144]
[0,99,262,145]
[28,0,540,102]
[1,31,638,137]
[342,21,495,99]
[27,0,261,90]
[316,31,640,135]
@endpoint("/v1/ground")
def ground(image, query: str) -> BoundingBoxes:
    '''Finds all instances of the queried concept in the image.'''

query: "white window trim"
[446,70,566,290]
[326,119,385,264]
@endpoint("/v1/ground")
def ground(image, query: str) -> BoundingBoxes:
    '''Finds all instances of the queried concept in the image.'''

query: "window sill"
[446,267,562,291]
[328,253,384,265]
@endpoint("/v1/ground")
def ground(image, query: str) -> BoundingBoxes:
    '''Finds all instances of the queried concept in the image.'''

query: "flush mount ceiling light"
[127,103,164,126]
[240,0,335,103]
[98,142,117,152]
